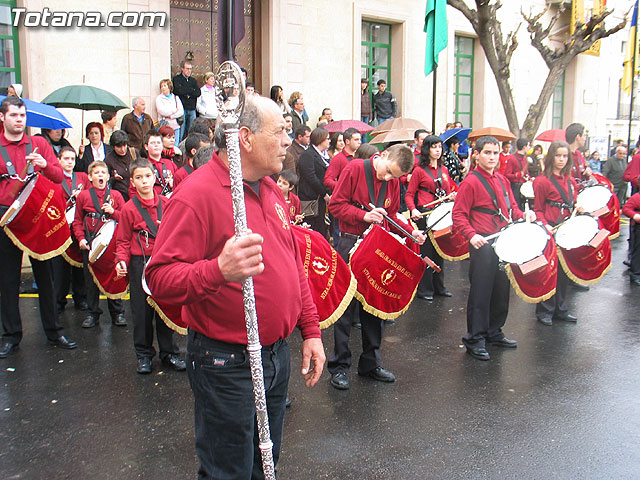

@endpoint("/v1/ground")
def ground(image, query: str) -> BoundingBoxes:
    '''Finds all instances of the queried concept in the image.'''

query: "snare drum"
[576,184,612,215]
[65,204,76,225]
[89,219,116,263]
[554,215,599,250]
[87,219,128,298]
[426,201,453,233]
[520,181,535,199]
[493,221,550,265]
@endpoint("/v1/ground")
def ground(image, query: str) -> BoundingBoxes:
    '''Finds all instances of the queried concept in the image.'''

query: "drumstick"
[421,192,454,209]
[8,147,39,198]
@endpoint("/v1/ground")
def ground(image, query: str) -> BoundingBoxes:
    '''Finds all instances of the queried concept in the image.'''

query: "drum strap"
[86,185,111,243]
[514,153,525,172]
[153,162,168,188]
[548,176,574,224]
[470,170,511,224]
[183,164,193,175]
[364,158,388,208]
[0,137,33,179]
[61,173,77,198]
[419,164,446,198]
[132,195,162,238]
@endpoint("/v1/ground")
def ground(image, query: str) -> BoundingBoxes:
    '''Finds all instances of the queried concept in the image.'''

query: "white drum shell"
[89,219,116,262]
[576,185,612,213]
[520,181,534,199]
[554,215,599,250]
[426,201,454,230]
[493,222,549,264]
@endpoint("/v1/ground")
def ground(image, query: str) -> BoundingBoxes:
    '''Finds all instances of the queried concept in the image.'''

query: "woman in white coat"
[196,71,219,131]
[155,78,185,142]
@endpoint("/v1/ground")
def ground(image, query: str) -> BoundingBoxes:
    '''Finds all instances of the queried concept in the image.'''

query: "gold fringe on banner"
[428,230,469,262]
[87,264,128,299]
[504,264,556,304]
[319,273,357,329]
[147,297,187,335]
[557,249,611,286]
[4,226,72,261]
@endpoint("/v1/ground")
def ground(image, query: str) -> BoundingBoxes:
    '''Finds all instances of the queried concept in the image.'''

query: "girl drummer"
[406,134,455,301]
[532,141,580,326]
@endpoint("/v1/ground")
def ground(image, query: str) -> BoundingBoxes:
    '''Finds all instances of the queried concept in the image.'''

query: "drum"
[520,181,535,199]
[591,173,620,240]
[141,257,186,334]
[87,220,128,298]
[0,174,71,260]
[65,204,75,225]
[425,201,469,261]
[62,239,83,268]
[492,221,557,303]
[576,184,612,215]
[349,224,426,320]
[291,224,356,329]
[554,214,611,285]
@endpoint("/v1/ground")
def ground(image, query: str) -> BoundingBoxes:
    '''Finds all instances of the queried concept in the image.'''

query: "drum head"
[520,181,534,199]
[493,222,549,264]
[90,219,116,252]
[576,185,612,213]
[427,201,454,230]
[555,215,599,250]
[65,205,75,225]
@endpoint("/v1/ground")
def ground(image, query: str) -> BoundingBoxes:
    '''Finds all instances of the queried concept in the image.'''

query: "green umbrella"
[41,85,128,112]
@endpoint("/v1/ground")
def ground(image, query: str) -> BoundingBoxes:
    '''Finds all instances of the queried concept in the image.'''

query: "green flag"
[424,0,448,76]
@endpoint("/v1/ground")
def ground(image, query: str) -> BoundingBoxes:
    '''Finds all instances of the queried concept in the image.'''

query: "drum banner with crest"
[557,237,611,285]
[429,228,469,261]
[291,224,356,329]
[504,235,558,303]
[2,175,71,260]
[87,222,128,299]
[147,297,186,335]
[349,224,426,320]
[592,173,620,240]
[62,239,83,268]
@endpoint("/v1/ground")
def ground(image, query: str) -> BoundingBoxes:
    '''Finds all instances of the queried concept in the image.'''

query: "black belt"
[188,329,283,353]
[339,232,361,241]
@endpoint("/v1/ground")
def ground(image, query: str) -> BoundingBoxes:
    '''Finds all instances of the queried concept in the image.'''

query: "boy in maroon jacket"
[115,159,186,374]
[52,146,89,313]
[129,130,176,198]
[72,160,127,328]
[277,169,303,223]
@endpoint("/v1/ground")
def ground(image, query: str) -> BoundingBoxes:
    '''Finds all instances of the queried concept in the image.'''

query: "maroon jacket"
[60,172,90,202]
[504,152,529,185]
[115,193,166,264]
[623,153,640,190]
[286,191,301,221]
[323,151,353,192]
[622,192,640,224]
[405,164,453,210]
[72,186,125,243]
[172,163,193,190]
[533,174,578,226]
[128,156,177,199]
[145,151,320,346]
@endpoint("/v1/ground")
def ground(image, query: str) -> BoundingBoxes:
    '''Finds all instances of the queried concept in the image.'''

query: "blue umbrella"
[440,127,471,144]
[0,95,72,130]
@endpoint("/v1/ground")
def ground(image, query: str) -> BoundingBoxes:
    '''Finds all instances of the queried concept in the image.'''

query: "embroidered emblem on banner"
[311,256,330,275]
[381,268,397,286]
[46,205,62,221]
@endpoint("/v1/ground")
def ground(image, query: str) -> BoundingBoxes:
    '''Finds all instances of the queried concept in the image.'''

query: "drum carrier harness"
[0,138,35,214]
[85,185,112,243]
[132,195,163,261]
[546,176,574,226]
[344,157,388,241]
[470,170,512,232]
[415,164,446,209]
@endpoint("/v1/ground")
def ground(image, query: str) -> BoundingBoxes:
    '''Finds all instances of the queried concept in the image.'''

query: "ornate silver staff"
[215,61,276,479]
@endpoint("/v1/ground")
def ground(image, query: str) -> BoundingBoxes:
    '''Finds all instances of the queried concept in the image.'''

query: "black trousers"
[416,217,445,296]
[511,183,525,211]
[0,228,64,343]
[327,235,384,375]
[52,254,86,309]
[631,224,640,281]
[463,242,510,348]
[81,250,124,318]
[535,265,569,320]
[129,255,177,360]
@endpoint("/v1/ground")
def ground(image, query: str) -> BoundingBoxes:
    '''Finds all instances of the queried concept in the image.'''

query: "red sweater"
[128,156,177,198]
[323,151,353,192]
[504,152,528,185]
[60,172,90,202]
[452,168,523,239]
[115,194,166,264]
[405,164,453,210]
[571,149,587,181]
[623,153,640,190]
[0,133,62,206]
[533,174,578,226]
[622,192,640,224]
[286,191,301,221]
[328,157,400,236]
[145,151,320,345]
[172,163,193,190]
[498,152,513,175]
[72,186,125,243]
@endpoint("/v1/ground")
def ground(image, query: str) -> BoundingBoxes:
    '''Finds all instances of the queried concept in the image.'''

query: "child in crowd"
[277,169,303,223]
[115,159,186,374]
[72,161,127,328]
[129,130,176,198]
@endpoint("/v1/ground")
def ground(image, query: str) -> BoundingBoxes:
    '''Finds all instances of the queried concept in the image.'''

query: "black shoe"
[537,316,553,326]
[466,345,490,361]
[555,313,577,322]
[137,357,152,374]
[358,366,396,383]
[0,341,18,358]
[162,354,186,371]
[330,372,349,390]
[285,397,292,408]
[48,335,77,350]
[488,336,518,348]
[383,319,396,326]
[352,322,362,329]
[74,301,89,311]
[436,289,452,297]
[82,315,98,328]
[417,293,434,301]
[631,278,640,286]
[112,313,127,327]
[572,283,590,291]
[623,260,632,268]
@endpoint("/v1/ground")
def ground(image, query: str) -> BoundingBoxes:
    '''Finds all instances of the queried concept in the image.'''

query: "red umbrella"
[535,129,566,142]
[324,120,374,134]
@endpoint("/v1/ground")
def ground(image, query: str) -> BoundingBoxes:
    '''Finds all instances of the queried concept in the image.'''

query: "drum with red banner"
[554,214,611,285]
[140,258,187,335]
[349,224,426,319]
[291,225,356,329]
[0,174,71,260]
[87,220,128,299]
[425,201,469,261]
[492,221,557,303]
[585,174,620,240]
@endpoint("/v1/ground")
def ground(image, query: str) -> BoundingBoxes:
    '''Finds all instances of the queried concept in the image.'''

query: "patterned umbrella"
[324,120,374,134]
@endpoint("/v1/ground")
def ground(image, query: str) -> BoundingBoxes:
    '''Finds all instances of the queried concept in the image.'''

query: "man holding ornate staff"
[146,93,325,479]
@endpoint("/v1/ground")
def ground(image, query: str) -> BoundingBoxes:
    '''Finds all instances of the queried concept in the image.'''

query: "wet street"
[2,226,640,480]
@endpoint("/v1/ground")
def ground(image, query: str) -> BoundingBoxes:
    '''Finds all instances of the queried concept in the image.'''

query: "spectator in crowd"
[443,136,465,183]
[196,71,219,132]
[158,125,182,167]
[328,132,345,159]
[77,122,113,173]
[245,82,256,95]
[361,78,372,124]
[101,111,118,144]
[321,108,333,123]
[120,97,154,151]
[284,112,294,140]
[177,117,213,154]
[289,91,307,131]
[588,150,602,174]
[454,121,470,159]
[270,85,290,114]
[298,127,331,238]
[372,80,397,125]
[7,83,22,97]
[603,145,629,206]
[155,79,184,143]
[37,128,73,157]
[324,128,361,193]
[528,144,544,177]
[172,60,200,138]
[283,125,311,174]
[105,130,135,201]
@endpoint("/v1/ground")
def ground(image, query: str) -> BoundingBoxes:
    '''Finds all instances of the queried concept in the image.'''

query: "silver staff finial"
[215,61,245,127]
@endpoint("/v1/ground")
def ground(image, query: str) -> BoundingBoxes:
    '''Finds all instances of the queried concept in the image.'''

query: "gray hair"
[214,96,265,150]
[131,97,143,108]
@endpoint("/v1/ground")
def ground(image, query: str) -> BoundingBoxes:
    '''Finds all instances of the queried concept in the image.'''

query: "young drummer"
[533,141,579,325]
[452,136,535,361]
[72,160,127,328]
[115,159,186,374]
[173,133,210,190]
[277,169,303,223]
[52,146,89,313]
[327,144,425,390]
[129,130,177,199]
